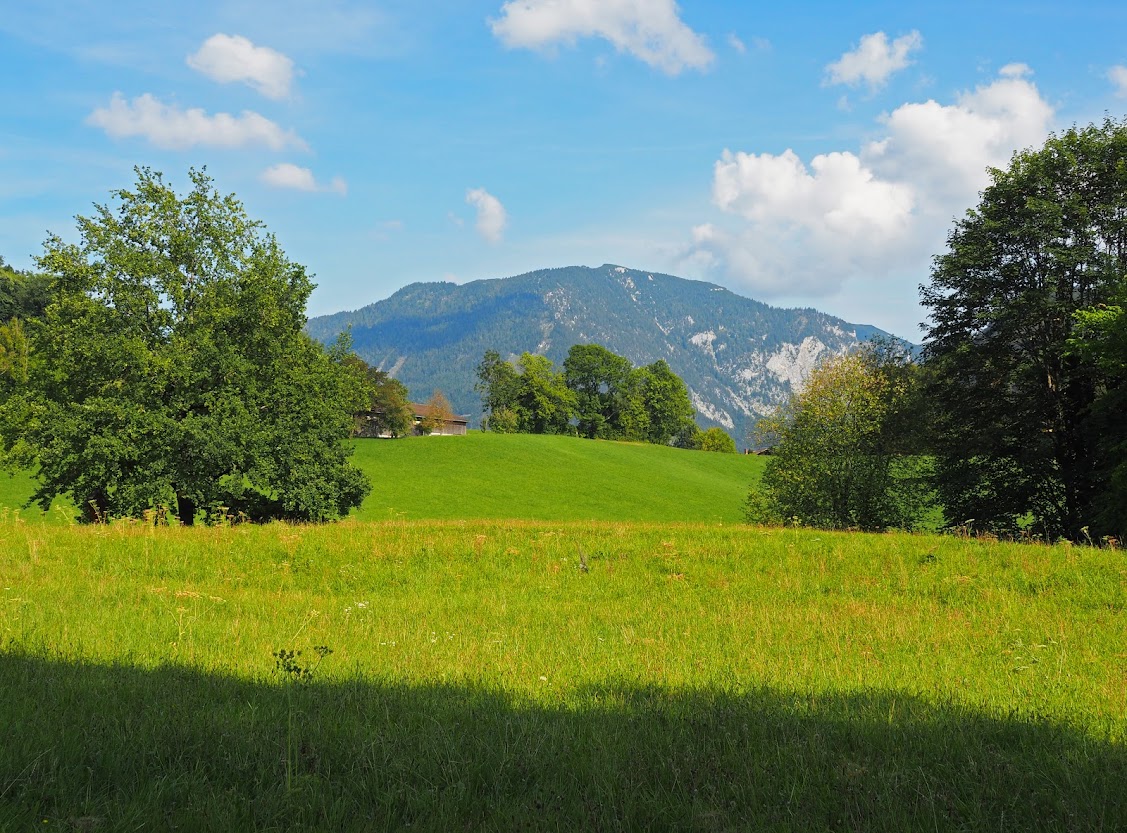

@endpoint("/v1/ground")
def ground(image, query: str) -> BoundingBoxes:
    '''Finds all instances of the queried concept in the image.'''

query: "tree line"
[475,344,736,452]
[751,117,1127,542]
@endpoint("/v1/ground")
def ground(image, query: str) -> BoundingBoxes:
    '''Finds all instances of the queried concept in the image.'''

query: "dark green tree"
[633,360,695,445]
[346,354,415,438]
[921,118,1127,539]
[0,168,370,523]
[0,257,52,324]
[672,423,703,450]
[1069,296,1127,534]
[563,343,632,438]
[513,353,576,434]
[0,259,50,400]
[475,349,521,432]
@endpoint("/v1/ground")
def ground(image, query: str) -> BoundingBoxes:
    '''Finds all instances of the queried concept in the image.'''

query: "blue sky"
[2,1,1126,339]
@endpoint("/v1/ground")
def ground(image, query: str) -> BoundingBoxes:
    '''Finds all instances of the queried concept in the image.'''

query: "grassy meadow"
[1,431,766,525]
[1,518,1124,830]
[349,432,764,523]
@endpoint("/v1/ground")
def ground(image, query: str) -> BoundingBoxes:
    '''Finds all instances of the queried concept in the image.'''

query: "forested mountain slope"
[307,264,892,442]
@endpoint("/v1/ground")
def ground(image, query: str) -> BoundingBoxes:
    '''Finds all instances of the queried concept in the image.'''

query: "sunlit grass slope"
[0,521,1123,829]
[1,433,765,525]
[351,432,764,523]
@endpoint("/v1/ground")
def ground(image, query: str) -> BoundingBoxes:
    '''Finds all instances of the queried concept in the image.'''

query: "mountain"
[306,264,894,444]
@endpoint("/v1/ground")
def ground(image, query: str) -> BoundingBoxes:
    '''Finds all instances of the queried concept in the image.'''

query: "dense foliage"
[476,344,695,444]
[1069,298,1127,533]
[698,427,738,453]
[0,259,51,400]
[921,118,1127,539]
[747,342,933,531]
[346,354,415,438]
[0,169,370,524]
[0,257,51,324]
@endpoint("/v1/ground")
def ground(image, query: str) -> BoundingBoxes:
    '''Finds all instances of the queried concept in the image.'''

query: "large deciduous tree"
[921,118,1127,539]
[632,359,695,445]
[0,168,371,523]
[1068,296,1127,534]
[512,353,576,434]
[747,343,931,531]
[346,355,415,438]
[563,343,632,439]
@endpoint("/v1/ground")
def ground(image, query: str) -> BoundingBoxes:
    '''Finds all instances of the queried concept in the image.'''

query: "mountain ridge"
[306,264,894,443]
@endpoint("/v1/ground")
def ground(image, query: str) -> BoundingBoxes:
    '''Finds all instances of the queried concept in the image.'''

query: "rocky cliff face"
[307,264,892,444]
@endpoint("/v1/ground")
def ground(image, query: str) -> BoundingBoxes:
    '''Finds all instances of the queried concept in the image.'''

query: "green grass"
[351,432,765,523]
[0,470,72,524]
[1,520,1123,830]
[2,432,763,525]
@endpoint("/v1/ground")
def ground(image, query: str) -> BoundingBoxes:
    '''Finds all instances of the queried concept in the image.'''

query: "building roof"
[410,403,469,424]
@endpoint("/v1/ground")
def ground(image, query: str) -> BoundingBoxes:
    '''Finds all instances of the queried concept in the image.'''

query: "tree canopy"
[0,168,371,523]
[1,257,51,324]
[346,354,415,438]
[921,117,1127,539]
[476,345,696,444]
[747,342,932,531]
[699,427,737,454]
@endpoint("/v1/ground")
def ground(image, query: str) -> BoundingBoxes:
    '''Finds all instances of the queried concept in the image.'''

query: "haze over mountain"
[306,265,894,444]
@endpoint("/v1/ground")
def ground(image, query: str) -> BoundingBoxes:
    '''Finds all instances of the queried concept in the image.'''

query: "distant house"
[354,403,468,438]
[410,403,468,436]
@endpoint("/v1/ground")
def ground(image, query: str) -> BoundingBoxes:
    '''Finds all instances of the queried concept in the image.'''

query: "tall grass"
[1,520,1123,830]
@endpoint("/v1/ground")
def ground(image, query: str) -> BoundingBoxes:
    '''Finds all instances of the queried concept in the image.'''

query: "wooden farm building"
[354,403,468,438]
[410,403,468,436]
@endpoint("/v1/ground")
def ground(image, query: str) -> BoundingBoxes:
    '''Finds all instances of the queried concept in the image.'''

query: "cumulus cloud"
[1110,65,1127,97]
[260,163,346,195]
[727,33,746,55]
[864,67,1052,199]
[681,68,1055,298]
[87,92,306,150]
[187,33,297,100]
[825,30,922,89]
[466,188,507,243]
[490,0,714,75]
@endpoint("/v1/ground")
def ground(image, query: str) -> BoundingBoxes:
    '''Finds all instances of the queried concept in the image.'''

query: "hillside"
[350,432,763,523]
[306,264,894,443]
[1,433,764,524]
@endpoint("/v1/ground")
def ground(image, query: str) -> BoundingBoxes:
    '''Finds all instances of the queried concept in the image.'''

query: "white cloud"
[87,92,306,151]
[727,33,746,55]
[490,0,714,76]
[187,33,297,100]
[825,31,922,89]
[260,163,346,195]
[865,69,1052,199]
[466,188,507,243]
[682,69,1055,298]
[999,62,1032,79]
[1109,65,1127,97]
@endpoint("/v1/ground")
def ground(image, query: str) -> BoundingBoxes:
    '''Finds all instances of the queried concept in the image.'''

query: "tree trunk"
[174,487,197,527]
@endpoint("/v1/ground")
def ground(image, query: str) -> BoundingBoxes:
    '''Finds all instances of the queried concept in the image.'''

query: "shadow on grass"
[1,648,1123,832]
